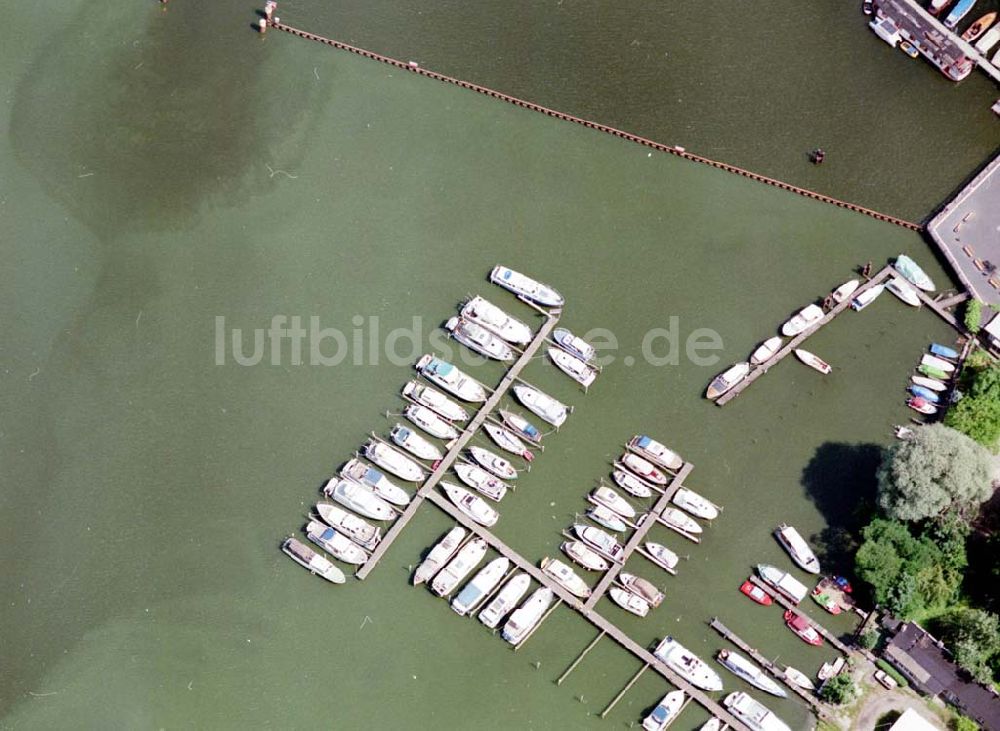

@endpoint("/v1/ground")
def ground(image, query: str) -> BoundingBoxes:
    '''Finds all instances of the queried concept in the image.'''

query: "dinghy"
[851,284,884,311]
[643,690,686,731]
[553,327,596,362]
[912,375,947,391]
[502,587,554,644]
[324,478,396,521]
[921,354,956,373]
[590,485,636,519]
[548,347,598,387]
[930,343,959,360]
[751,336,783,365]
[461,296,532,345]
[831,279,860,303]
[452,557,510,616]
[706,362,751,399]
[627,435,684,471]
[794,349,832,375]
[775,524,821,574]
[512,384,568,427]
[402,380,469,422]
[364,440,425,483]
[561,541,610,571]
[961,11,997,42]
[390,424,444,462]
[908,396,938,415]
[413,526,466,585]
[944,0,978,29]
[442,482,500,526]
[478,572,531,628]
[587,504,629,533]
[403,403,459,440]
[490,265,564,307]
[454,461,507,501]
[431,536,488,597]
[621,452,668,485]
[469,446,518,480]
[886,276,921,307]
[672,487,719,520]
[918,363,949,380]
[781,304,824,336]
[610,587,650,617]
[444,316,515,362]
[740,580,773,606]
[613,468,653,498]
[415,355,488,402]
[341,458,412,507]
[499,409,543,443]
[482,422,531,459]
[540,556,591,598]
[282,537,345,584]
[305,520,368,565]
[644,542,679,573]
[620,572,665,607]
[909,385,941,403]
[315,503,381,550]
[574,524,625,562]
[784,665,817,690]
[659,507,702,535]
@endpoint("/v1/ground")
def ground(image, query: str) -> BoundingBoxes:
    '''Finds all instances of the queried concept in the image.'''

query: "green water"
[0,1,970,729]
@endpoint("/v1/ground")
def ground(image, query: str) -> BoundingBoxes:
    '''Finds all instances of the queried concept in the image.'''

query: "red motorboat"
[784,610,823,646]
[740,580,772,606]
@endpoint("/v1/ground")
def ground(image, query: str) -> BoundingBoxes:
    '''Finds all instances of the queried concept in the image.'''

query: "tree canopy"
[937,608,1000,685]
[945,361,1000,452]
[819,673,856,705]
[877,424,994,523]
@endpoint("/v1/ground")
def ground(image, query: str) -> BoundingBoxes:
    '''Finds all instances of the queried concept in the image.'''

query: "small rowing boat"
[909,385,941,403]
[561,540,610,571]
[612,468,652,498]
[930,342,959,360]
[781,304,824,336]
[478,572,530,628]
[908,396,938,415]
[610,587,650,617]
[895,254,936,291]
[403,403,459,440]
[587,504,628,533]
[444,316,516,362]
[441,482,500,527]
[620,452,668,485]
[644,541,679,573]
[540,556,591,598]
[751,336,783,365]
[921,354,956,373]
[706,362,751,400]
[454,461,508,502]
[499,409,542,443]
[886,276,921,307]
[918,363,949,380]
[364,439,425,483]
[851,284,884,311]
[548,347,598,387]
[390,423,444,462]
[775,524,821,574]
[627,434,683,471]
[282,537,345,584]
[431,536,487,597]
[414,526,466,585]
[490,265,564,307]
[461,295,532,345]
[794,348,832,375]
[961,11,996,41]
[831,279,860,303]
[590,485,636,518]
[402,380,469,422]
[415,354,488,403]
[512,384,568,427]
[553,327,595,362]
[912,375,947,392]
[811,586,842,615]
[305,520,368,565]
[672,487,719,520]
[944,0,979,28]
[469,445,518,480]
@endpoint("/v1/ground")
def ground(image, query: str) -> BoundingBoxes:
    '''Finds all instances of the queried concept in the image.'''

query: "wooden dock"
[583,462,695,611]
[747,577,852,656]
[708,617,829,718]
[423,488,750,731]
[717,266,894,407]
[356,310,561,579]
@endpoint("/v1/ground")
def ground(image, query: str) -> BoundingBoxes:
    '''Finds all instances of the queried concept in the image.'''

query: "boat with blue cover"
[930,343,959,360]
[628,435,684,471]
[909,385,941,403]
[944,0,979,28]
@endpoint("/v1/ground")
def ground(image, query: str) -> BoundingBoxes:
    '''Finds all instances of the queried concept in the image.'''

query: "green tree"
[946,362,1000,452]
[964,299,983,334]
[952,715,979,731]
[819,673,857,705]
[877,424,994,522]
[939,608,1000,684]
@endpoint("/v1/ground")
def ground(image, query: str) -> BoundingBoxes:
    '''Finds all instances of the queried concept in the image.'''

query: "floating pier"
[709,617,830,718]
[356,310,560,579]
[716,266,894,406]
[747,577,852,656]
[583,462,695,611]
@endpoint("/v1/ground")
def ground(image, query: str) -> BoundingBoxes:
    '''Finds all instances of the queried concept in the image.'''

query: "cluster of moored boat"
[706,255,937,401]
[902,342,960,418]
[282,265,579,584]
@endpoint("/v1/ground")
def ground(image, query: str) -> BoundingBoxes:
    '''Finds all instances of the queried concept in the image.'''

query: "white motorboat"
[490,265,565,307]
[774,524,821,574]
[672,487,719,520]
[783,666,816,691]
[659,507,702,535]
[415,354,488,403]
[587,504,629,533]
[315,502,381,550]
[654,636,724,691]
[643,690,686,731]
[921,354,956,373]
[282,537,345,584]
[512,384,568,427]
[621,452,667,485]
[590,485,636,519]
[441,482,500,527]
[610,587,650,617]
[830,279,860,303]
[781,304,824,336]
[976,24,1000,52]
[499,409,543,443]
[724,692,792,731]
[553,327,596,362]
[403,403,460,440]
[340,458,411,507]
[478,572,531,628]
[482,422,531,458]
[561,540,610,572]
[717,649,787,698]
[502,587,554,644]
[548,347,598,387]
[706,362,751,400]
[453,462,508,502]
[750,336,783,366]
[851,284,884,311]
[461,295,532,345]
[886,276,920,307]
[627,435,684,471]
[912,375,947,392]
[574,524,625,562]
[323,478,396,521]
[619,572,664,607]
[756,564,808,604]
[794,349,832,375]
[469,446,518,480]
[644,542,679,573]
[895,254,936,292]
[613,468,653,498]
[364,440,424,484]
[402,380,470,422]
[413,527,467,585]
[699,720,723,731]
[540,556,591,598]
[451,557,510,616]
[431,536,488,597]
[444,316,516,362]
[390,423,444,462]
[305,519,368,565]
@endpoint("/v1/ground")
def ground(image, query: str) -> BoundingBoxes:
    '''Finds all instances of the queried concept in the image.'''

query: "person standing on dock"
[862,261,872,279]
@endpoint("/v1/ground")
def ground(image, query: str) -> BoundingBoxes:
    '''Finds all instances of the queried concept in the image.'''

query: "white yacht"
[553,327,596,362]
[590,485,636,519]
[644,542,679,573]
[441,482,500,527]
[482,422,530,458]
[750,336,783,366]
[444,316,516,362]
[831,279,860,303]
[620,452,667,485]
[706,362,751,400]
[469,446,518,480]
[461,295,532,345]
[502,587,555,644]
[390,424,444,462]
[403,403,460,440]
[886,276,920,307]
[851,284,884,311]
[323,478,396,521]
[672,487,719,521]
[756,564,808,604]
[781,304,824,336]
[451,557,510,616]
[653,636,724,691]
[587,504,629,533]
[610,587,650,617]
[548,347,597,387]
[620,572,664,607]
[498,409,543,443]
[540,556,591,598]
[305,520,368,565]
[340,458,411,507]
[642,690,685,731]
[774,524,821,574]
[431,536,488,597]
[490,265,565,307]
[478,572,531,628]
[402,380,470,422]
[315,502,381,550]
[659,507,702,535]
[282,537,345,584]
[512,384,568,427]
[453,462,508,502]
[612,468,653,498]
[413,526,466,585]
[717,649,787,697]
[723,692,791,731]
[628,435,683,471]
[561,540,610,572]
[415,354,488,403]
[574,524,625,562]
[363,440,425,483]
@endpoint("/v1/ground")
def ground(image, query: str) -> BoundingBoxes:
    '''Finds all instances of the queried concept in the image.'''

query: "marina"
[747,577,852,656]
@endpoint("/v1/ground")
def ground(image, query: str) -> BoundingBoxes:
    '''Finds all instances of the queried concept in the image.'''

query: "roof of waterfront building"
[889,708,943,731]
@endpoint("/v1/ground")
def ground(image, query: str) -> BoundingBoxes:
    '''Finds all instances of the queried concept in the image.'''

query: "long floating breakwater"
[266,19,921,232]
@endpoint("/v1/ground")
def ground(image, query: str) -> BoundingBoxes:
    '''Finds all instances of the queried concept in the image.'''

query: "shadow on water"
[800,441,884,575]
